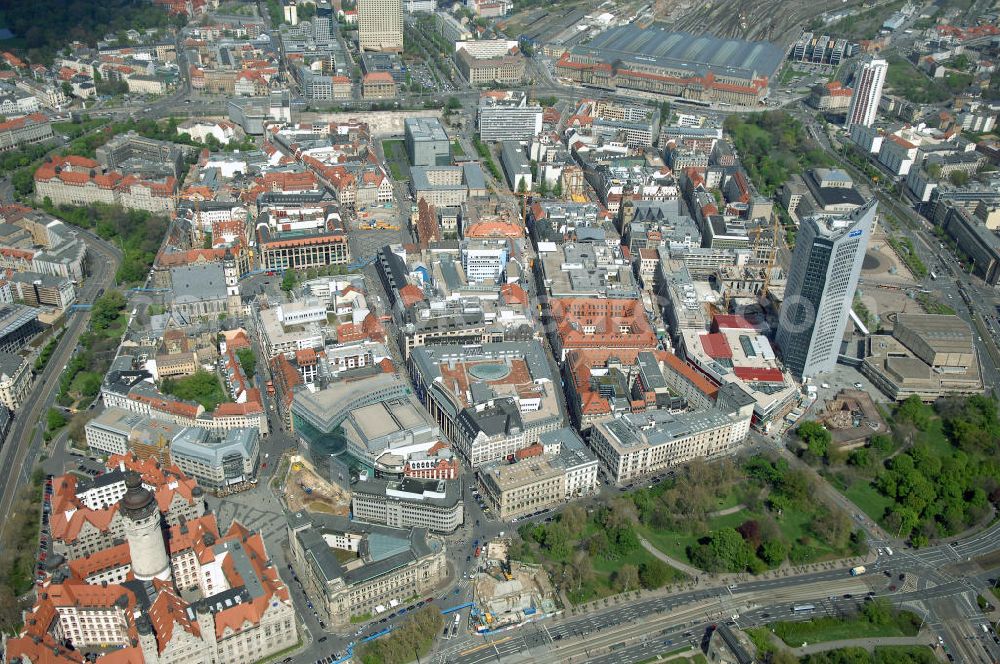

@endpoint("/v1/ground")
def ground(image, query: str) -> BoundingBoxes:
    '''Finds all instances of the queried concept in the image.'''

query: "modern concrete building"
[292,371,445,473]
[169,426,260,490]
[776,200,877,378]
[478,91,542,142]
[460,238,508,283]
[845,57,888,129]
[500,141,532,192]
[358,0,403,52]
[351,476,464,532]
[862,314,983,401]
[404,117,451,167]
[286,511,446,627]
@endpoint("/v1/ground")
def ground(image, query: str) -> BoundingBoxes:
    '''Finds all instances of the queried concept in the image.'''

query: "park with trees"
[510,453,867,603]
[799,395,1000,547]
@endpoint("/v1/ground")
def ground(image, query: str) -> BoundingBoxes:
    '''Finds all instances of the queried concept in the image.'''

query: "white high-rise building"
[776,200,877,378]
[358,0,403,52]
[845,57,887,129]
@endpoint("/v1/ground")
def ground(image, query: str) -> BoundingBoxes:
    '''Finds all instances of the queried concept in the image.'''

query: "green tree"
[236,347,256,381]
[46,408,67,431]
[559,504,587,537]
[797,421,832,461]
[638,559,672,589]
[895,395,932,430]
[949,170,970,186]
[758,539,789,567]
[613,563,639,592]
[280,269,297,292]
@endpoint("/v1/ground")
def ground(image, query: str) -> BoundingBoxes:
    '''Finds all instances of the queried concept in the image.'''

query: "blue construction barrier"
[361,626,393,643]
[441,602,475,615]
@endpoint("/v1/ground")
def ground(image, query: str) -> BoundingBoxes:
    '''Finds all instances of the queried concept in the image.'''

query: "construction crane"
[758,212,781,302]
[512,190,530,227]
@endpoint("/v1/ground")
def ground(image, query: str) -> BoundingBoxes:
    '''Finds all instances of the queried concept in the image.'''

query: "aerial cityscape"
[0,0,999,663]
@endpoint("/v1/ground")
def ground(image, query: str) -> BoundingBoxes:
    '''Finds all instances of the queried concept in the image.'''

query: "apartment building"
[0,351,30,411]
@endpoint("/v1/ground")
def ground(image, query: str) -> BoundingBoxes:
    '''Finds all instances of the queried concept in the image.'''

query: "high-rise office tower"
[776,200,878,378]
[357,0,403,52]
[845,57,888,129]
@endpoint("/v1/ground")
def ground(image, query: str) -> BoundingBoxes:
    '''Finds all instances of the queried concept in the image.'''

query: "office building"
[357,0,403,52]
[0,113,53,152]
[351,476,464,533]
[589,405,753,486]
[169,426,260,490]
[286,511,446,627]
[776,200,877,378]
[478,91,543,142]
[477,428,598,519]
[845,57,887,129]
[0,303,41,354]
[460,238,508,283]
[405,117,451,167]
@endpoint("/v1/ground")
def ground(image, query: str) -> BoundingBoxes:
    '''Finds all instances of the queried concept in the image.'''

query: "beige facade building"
[358,0,403,52]
[287,511,447,627]
[477,428,598,520]
[362,72,398,99]
[589,404,753,486]
[0,351,30,412]
[456,48,525,85]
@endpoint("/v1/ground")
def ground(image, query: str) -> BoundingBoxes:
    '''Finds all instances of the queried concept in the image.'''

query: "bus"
[792,604,816,613]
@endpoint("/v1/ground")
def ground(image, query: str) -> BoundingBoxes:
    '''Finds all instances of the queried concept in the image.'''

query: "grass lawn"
[101,313,129,339]
[771,611,920,646]
[160,371,231,411]
[638,509,750,563]
[381,139,410,182]
[844,480,894,524]
[912,418,953,458]
[639,505,842,567]
[452,140,464,156]
[569,546,684,604]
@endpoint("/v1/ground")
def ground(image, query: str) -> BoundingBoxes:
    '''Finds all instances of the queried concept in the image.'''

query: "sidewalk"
[766,630,931,657]
[638,536,704,578]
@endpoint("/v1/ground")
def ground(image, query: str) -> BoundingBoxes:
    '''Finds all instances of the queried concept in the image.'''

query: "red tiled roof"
[700,333,732,359]
[733,366,784,382]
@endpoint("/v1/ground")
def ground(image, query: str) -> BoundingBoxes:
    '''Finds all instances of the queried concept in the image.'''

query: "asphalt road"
[0,229,121,552]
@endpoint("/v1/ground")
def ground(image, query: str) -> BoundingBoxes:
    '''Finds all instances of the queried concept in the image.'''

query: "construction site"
[278,453,352,516]
[471,538,559,634]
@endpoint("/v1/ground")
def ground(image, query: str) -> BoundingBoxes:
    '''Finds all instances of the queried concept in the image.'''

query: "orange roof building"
[548,297,659,360]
